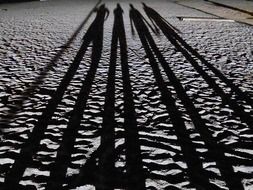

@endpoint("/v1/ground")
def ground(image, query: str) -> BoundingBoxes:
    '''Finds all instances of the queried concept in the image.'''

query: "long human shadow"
[118,4,145,190]
[97,3,144,190]
[142,4,247,190]
[129,5,220,190]
[142,4,253,128]
[2,4,106,189]
[139,137,220,188]
[65,4,146,190]
[96,3,118,190]
[65,142,127,189]
[45,5,108,190]
[0,0,101,135]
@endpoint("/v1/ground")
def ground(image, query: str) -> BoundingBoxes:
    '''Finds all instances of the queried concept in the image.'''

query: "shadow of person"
[142,2,181,33]
[3,3,108,190]
[66,4,146,190]
[129,3,159,36]
[0,0,102,136]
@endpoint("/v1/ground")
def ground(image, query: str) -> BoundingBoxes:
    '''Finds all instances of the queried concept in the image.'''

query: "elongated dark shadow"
[142,4,253,129]
[65,4,146,190]
[0,0,101,135]
[142,4,246,190]
[129,5,219,190]
[3,4,106,189]
[66,141,126,189]
[119,4,146,190]
[45,5,108,190]
[97,4,121,190]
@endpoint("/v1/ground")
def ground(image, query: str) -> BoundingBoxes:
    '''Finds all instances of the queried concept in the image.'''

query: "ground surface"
[0,0,253,189]
[176,0,253,25]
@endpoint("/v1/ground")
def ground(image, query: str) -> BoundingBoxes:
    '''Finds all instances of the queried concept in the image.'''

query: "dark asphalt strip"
[205,0,253,16]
